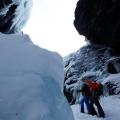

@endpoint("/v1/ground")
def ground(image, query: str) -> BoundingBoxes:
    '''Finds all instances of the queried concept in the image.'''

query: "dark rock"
[74,0,120,51]
[0,4,17,33]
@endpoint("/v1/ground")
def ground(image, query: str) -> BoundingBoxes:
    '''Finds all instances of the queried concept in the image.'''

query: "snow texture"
[72,95,120,120]
[0,32,74,120]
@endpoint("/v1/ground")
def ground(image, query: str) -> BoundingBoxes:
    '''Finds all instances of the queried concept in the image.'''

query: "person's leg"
[84,96,91,114]
[89,98,97,115]
[94,98,105,117]
[80,97,85,113]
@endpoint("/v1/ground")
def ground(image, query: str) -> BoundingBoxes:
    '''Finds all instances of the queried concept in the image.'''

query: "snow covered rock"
[0,32,74,120]
[0,0,32,33]
[64,44,120,104]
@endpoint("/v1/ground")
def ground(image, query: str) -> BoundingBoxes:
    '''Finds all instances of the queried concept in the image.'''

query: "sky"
[23,0,86,57]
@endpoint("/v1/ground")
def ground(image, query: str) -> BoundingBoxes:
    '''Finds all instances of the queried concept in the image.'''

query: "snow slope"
[72,96,120,120]
[0,32,74,120]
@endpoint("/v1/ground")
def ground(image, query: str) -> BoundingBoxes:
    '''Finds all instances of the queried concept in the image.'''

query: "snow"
[0,32,74,120]
[102,73,120,84]
[78,71,102,81]
[71,95,120,120]
[12,0,32,32]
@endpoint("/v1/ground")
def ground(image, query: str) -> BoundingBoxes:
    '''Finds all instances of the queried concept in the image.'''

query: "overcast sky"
[23,0,86,56]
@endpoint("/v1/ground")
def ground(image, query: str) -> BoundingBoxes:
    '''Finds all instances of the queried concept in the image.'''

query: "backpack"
[86,80,103,98]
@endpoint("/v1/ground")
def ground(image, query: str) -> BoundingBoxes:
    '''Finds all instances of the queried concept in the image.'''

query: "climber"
[78,80,91,114]
[86,80,105,118]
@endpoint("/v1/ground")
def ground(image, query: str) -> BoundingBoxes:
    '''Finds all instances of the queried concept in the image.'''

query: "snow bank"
[0,32,74,120]
[72,95,120,120]
[102,73,120,84]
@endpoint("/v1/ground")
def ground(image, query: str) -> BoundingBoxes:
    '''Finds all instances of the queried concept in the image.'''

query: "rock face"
[74,0,120,53]
[64,44,120,104]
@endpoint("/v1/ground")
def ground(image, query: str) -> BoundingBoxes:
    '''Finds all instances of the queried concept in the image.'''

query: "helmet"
[0,0,32,34]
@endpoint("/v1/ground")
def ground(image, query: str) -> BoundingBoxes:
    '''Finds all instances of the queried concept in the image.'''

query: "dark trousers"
[80,96,90,113]
[90,97,105,117]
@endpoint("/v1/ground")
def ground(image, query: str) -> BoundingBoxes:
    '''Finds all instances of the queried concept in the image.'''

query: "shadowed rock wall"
[74,0,120,53]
